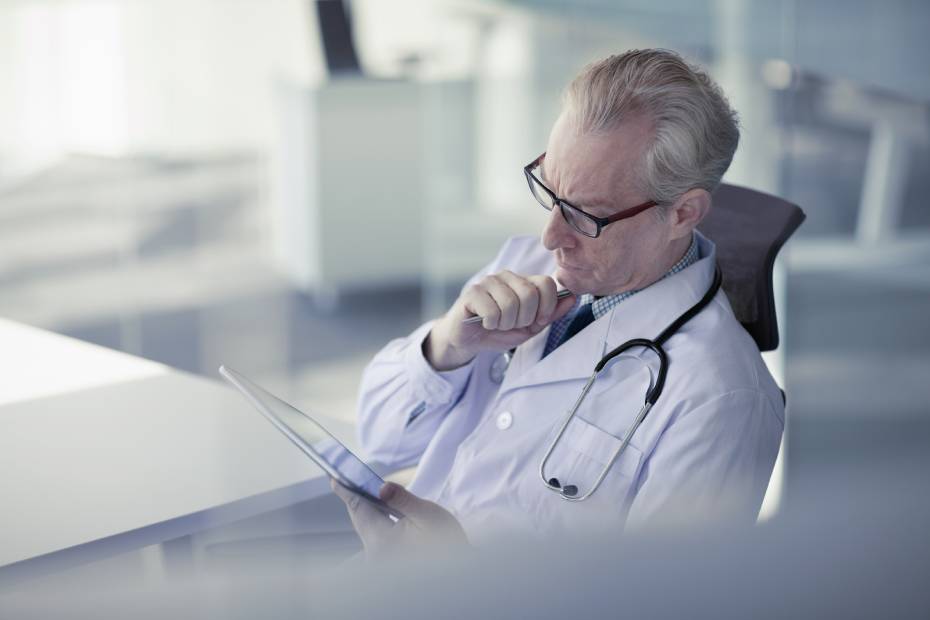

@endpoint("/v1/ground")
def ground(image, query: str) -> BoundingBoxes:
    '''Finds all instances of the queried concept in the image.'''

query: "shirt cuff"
[403,321,475,405]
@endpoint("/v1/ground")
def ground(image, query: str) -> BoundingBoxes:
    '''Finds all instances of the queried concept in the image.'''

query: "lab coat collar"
[499,233,718,394]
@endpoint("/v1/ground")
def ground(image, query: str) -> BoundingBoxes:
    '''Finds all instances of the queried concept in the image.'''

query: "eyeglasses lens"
[528,168,599,238]
[528,174,556,211]
[559,204,599,237]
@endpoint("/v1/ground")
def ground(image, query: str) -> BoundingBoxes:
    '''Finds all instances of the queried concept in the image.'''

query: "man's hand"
[425,271,576,370]
[332,480,469,558]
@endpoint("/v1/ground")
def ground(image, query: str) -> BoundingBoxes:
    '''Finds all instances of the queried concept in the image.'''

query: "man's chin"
[554,268,587,294]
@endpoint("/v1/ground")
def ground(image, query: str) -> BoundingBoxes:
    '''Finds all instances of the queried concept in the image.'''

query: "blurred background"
[1,0,929,526]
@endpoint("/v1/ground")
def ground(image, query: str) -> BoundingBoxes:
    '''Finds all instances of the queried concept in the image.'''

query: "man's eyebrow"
[576,197,613,211]
[539,159,611,210]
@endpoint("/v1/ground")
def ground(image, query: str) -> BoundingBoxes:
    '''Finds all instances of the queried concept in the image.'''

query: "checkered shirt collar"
[579,233,700,319]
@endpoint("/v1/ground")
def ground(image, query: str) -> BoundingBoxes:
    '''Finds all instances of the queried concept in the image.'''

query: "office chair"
[699,183,806,353]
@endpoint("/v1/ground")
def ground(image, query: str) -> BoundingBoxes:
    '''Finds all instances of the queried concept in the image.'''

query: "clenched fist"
[424,271,576,371]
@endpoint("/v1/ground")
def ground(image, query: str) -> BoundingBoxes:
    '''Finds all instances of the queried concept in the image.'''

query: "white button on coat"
[496,411,513,430]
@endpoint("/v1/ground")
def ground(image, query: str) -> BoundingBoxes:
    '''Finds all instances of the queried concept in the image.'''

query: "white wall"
[0,0,324,173]
[119,0,322,156]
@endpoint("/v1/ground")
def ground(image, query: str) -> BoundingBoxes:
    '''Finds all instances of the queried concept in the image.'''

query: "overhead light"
[761,59,794,90]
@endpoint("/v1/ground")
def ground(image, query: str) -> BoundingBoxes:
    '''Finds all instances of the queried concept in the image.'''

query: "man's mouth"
[556,255,584,270]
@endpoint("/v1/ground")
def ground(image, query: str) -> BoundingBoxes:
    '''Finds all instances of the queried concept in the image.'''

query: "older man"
[334,49,784,550]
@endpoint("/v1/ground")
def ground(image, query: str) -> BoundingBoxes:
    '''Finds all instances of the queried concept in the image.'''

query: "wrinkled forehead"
[541,112,652,201]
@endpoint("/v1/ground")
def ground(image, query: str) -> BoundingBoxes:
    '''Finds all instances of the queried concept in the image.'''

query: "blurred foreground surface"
[2,451,928,619]
[1,2,929,615]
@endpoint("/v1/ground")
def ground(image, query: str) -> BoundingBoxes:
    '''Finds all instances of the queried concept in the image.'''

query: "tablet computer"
[219,365,402,521]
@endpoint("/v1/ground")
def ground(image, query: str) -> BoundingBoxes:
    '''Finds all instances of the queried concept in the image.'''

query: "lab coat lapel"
[500,239,717,395]
[597,251,717,356]
[500,312,607,393]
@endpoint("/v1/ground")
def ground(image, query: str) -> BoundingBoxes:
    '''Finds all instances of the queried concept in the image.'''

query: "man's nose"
[542,205,577,251]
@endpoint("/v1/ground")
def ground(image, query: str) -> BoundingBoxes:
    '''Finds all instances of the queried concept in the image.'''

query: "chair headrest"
[698,183,806,352]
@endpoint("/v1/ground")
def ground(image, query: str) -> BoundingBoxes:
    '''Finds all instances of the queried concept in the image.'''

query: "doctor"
[334,49,784,551]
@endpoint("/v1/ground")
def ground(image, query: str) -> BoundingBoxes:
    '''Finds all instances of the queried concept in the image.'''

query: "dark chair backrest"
[315,0,362,76]
[698,183,806,352]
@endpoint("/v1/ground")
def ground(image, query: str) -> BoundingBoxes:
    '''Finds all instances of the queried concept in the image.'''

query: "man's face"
[540,112,676,296]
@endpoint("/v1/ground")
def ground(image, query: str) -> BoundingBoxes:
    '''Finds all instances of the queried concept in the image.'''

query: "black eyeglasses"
[523,153,658,238]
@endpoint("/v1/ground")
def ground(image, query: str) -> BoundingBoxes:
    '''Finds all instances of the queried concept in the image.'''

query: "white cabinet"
[270,78,425,304]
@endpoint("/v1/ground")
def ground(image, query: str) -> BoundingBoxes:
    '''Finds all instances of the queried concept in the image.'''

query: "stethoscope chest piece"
[489,350,513,384]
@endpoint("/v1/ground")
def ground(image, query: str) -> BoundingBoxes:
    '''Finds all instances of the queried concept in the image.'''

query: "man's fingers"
[462,287,500,330]
[379,483,460,530]
[460,273,572,337]
[482,275,520,331]
[379,482,433,520]
[498,271,540,328]
[379,483,470,548]
[527,275,558,325]
[332,480,396,551]
[335,481,470,555]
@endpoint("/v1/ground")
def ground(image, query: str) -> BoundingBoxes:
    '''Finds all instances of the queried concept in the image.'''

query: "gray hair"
[563,49,739,207]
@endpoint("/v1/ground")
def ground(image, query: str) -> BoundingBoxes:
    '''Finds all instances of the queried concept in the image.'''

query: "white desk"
[0,318,341,585]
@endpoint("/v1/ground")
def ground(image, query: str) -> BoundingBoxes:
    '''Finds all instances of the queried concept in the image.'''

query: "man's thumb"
[380,482,443,521]
[380,482,418,510]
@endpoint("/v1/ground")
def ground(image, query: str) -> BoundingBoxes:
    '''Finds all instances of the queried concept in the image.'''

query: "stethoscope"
[487,266,721,501]
[489,350,513,384]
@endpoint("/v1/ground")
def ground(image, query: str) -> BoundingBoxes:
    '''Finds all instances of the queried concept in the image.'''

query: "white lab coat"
[357,233,784,542]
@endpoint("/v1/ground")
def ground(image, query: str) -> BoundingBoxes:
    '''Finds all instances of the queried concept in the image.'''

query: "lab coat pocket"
[582,354,655,439]
[547,415,643,502]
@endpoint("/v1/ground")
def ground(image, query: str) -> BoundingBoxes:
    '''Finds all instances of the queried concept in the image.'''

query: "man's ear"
[668,188,711,238]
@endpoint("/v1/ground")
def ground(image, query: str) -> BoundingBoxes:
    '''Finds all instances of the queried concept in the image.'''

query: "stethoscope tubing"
[539,266,723,501]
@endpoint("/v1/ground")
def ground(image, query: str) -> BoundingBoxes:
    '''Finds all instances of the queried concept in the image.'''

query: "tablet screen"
[220,366,385,501]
